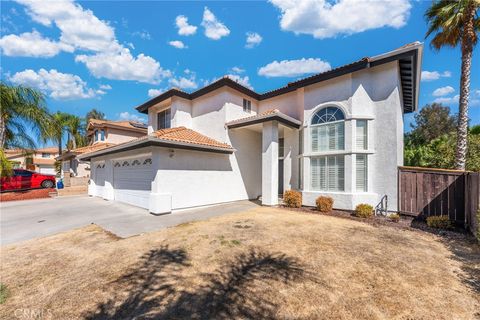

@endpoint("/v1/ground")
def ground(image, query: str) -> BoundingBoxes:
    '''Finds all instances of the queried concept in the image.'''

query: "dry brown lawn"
[1,207,479,320]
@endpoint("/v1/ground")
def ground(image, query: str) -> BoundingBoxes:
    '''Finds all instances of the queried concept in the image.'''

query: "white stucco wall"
[106,128,146,144]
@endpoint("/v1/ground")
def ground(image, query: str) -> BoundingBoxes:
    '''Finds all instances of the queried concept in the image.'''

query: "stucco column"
[262,121,279,206]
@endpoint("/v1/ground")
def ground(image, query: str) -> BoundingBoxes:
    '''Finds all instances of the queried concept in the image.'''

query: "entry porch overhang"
[227,110,301,206]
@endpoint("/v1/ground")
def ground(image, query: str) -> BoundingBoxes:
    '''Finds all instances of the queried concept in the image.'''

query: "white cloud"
[433,86,455,97]
[433,94,480,107]
[245,32,262,48]
[270,0,411,39]
[258,58,331,77]
[201,7,230,40]
[9,68,96,100]
[421,70,451,82]
[118,111,146,123]
[148,88,164,98]
[16,0,167,84]
[75,48,170,84]
[225,74,253,90]
[175,15,197,36]
[0,30,73,57]
[169,76,198,90]
[131,30,151,40]
[231,66,245,74]
[168,40,187,49]
[17,0,119,52]
[99,84,112,90]
[433,95,459,104]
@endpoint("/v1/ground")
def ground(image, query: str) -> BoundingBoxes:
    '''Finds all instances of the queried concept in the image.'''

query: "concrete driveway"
[0,195,260,245]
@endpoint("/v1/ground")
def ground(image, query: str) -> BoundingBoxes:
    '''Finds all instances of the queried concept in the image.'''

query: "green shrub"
[354,204,374,218]
[426,215,452,229]
[389,213,400,223]
[283,190,302,208]
[316,196,333,213]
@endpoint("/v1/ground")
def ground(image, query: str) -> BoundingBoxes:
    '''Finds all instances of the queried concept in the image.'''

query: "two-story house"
[57,119,147,178]
[6,147,60,174]
[79,42,423,214]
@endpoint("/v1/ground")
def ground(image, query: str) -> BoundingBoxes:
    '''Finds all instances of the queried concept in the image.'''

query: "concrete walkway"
[0,195,260,245]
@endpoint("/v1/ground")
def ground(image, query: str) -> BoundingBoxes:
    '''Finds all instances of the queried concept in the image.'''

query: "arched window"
[310,106,346,191]
[311,106,344,125]
[311,106,345,152]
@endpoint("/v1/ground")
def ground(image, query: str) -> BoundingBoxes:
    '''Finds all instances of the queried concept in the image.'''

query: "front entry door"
[278,159,284,195]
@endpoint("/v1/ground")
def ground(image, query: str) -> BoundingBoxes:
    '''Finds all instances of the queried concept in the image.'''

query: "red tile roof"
[151,127,233,150]
[71,143,117,154]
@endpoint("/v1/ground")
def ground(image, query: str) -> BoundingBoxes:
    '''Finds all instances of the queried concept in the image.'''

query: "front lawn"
[1,207,479,319]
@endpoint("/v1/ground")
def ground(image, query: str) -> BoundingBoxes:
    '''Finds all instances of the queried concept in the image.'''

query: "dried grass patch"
[1,207,479,319]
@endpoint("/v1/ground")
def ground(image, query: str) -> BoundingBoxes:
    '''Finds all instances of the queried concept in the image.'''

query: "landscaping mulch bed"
[278,205,474,241]
[0,188,56,202]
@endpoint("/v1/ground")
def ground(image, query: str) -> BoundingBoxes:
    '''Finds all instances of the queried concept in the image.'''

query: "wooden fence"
[398,166,479,231]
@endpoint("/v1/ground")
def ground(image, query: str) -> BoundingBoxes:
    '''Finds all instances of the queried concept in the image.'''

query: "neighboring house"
[79,42,423,214]
[5,147,59,175]
[57,119,147,178]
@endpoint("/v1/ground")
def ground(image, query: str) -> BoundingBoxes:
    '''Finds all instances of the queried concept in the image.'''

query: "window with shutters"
[356,120,367,150]
[311,155,344,191]
[356,154,367,192]
[157,108,171,130]
[311,107,345,152]
[243,99,251,112]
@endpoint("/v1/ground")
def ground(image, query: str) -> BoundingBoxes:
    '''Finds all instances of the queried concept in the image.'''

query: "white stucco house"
[79,42,423,214]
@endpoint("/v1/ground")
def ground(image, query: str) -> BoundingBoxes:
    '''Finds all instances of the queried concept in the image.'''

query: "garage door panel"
[113,157,154,209]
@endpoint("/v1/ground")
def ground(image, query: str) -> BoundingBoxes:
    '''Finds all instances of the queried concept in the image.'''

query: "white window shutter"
[311,127,319,152]
[356,120,367,150]
[311,158,319,190]
[356,154,367,192]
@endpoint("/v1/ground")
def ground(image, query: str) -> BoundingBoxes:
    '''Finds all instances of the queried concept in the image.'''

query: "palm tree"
[47,112,71,156]
[65,115,87,150]
[86,108,105,122]
[425,0,479,170]
[0,82,50,150]
[0,83,51,175]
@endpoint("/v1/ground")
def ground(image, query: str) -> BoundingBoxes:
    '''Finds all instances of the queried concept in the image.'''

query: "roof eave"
[227,113,302,129]
[78,136,234,161]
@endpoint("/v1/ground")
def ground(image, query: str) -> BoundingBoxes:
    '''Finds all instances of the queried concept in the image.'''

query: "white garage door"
[113,156,154,209]
[93,162,106,198]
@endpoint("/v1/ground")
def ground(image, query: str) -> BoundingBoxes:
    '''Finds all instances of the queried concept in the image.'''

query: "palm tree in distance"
[425,0,479,170]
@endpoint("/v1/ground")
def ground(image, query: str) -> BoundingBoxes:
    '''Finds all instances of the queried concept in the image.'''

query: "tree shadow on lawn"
[85,246,310,320]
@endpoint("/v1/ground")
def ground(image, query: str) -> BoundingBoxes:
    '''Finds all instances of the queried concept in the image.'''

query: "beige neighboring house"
[5,147,60,175]
[57,119,147,178]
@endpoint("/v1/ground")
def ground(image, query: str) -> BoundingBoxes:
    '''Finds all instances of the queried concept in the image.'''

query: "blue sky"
[1,0,479,146]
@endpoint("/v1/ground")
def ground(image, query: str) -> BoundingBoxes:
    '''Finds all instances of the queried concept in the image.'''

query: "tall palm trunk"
[454,1,475,170]
[0,116,6,149]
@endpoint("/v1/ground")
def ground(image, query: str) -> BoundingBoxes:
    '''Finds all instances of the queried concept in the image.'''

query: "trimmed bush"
[426,215,452,229]
[316,196,333,213]
[283,190,302,208]
[354,204,374,218]
[388,213,400,223]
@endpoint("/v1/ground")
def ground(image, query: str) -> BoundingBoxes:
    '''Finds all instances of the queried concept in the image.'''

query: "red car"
[1,169,56,192]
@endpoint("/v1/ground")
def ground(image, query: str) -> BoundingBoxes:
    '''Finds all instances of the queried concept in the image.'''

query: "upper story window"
[157,108,171,130]
[243,99,251,113]
[100,129,105,141]
[311,106,345,152]
[94,129,98,142]
[41,153,51,158]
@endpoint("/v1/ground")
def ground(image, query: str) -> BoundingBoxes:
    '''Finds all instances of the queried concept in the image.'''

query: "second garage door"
[113,156,155,209]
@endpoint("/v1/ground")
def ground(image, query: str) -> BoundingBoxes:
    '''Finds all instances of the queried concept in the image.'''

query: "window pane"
[157,109,171,129]
[356,120,367,150]
[356,154,367,192]
[311,122,344,152]
[310,155,344,191]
